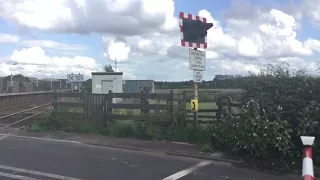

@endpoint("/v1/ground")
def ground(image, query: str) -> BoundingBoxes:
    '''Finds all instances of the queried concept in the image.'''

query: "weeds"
[30,114,214,148]
[30,124,44,132]
[200,143,213,153]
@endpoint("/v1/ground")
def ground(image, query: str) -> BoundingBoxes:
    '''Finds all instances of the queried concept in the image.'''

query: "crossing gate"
[84,94,107,126]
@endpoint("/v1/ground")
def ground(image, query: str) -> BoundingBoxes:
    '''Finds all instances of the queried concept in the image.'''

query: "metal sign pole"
[193,47,198,129]
[194,83,198,124]
[180,11,210,137]
[67,73,84,93]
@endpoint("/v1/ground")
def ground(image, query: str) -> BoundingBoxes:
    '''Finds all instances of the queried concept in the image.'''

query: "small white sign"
[193,70,203,82]
[189,48,206,71]
[67,74,84,83]
[96,84,102,88]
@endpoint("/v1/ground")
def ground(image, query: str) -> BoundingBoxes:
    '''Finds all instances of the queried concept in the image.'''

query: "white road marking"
[0,164,84,180]
[162,160,211,180]
[0,128,19,140]
[0,133,82,144]
[0,134,10,140]
[171,142,192,146]
[0,171,40,180]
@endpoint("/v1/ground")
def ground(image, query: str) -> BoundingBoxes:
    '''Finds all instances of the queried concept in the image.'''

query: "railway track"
[0,101,52,129]
[0,98,52,116]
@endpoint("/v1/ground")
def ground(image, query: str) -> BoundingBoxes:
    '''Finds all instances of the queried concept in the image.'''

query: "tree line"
[155,75,249,89]
[82,64,251,92]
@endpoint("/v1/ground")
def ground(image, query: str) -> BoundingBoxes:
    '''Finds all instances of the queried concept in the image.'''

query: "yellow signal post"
[191,99,198,112]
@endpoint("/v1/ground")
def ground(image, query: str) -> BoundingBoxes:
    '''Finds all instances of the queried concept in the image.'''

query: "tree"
[82,79,92,93]
[37,80,50,91]
[104,64,114,72]
[3,74,30,82]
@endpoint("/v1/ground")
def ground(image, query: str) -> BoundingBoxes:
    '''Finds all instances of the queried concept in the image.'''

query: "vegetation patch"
[29,63,320,172]
[30,115,215,151]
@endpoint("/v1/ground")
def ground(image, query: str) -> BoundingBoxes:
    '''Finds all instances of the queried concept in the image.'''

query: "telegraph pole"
[115,58,117,72]
[78,73,81,93]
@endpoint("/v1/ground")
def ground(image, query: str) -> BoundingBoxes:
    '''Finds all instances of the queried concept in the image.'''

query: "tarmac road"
[0,133,300,180]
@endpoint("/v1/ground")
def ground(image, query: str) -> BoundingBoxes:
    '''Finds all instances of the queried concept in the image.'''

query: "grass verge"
[29,114,214,153]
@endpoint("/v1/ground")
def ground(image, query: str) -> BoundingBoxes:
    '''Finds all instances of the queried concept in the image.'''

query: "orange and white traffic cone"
[301,136,315,180]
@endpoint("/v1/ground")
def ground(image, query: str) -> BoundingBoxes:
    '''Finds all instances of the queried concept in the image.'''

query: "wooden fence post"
[140,87,150,116]
[84,93,87,124]
[216,97,223,121]
[140,90,144,115]
[169,90,175,124]
[103,94,108,127]
[87,94,92,124]
[227,96,232,113]
[179,90,187,126]
[93,95,97,124]
[106,90,113,121]
[52,90,57,118]
[99,95,104,126]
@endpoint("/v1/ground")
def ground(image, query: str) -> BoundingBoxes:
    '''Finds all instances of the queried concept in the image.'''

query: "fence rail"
[52,90,241,126]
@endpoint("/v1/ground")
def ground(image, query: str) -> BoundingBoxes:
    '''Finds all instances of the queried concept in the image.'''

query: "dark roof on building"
[91,72,123,75]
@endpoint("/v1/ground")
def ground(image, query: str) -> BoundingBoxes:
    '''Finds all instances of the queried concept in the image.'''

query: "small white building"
[91,72,123,94]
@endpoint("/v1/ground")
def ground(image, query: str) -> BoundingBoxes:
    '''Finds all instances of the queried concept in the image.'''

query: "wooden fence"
[52,90,241,126]
[185,99,242,123]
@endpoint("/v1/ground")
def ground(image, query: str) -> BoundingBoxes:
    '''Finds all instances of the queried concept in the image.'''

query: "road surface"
[0,133,300,180]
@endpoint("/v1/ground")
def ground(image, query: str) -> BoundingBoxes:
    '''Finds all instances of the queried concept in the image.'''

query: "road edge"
[83,141,243,164]
[81,141,306,177]
[9,130,309,177]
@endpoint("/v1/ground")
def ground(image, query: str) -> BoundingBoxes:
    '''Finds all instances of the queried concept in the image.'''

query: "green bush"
[146,125,164,140]
[209,63,320,164]
[131,121,150,139]
[30,124,44,132]
[200,143,213,153]
[108,121,134,138]
[36,113,64,131]
[212,99,294,159]
[74,124,100,134]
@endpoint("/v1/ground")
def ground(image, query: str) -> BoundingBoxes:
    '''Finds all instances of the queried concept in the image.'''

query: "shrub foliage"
[211,63,320,165]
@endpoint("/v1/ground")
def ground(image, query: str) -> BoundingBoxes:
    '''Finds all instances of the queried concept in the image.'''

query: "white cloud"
[277,57,319,74]
[103,38,131,61]
[221,8,313,58]
[19,40,87,52]
[212,60,262,75]
[278,0,320,27]
[0,0,176,35]
[237,37,260,57]
[7,46,102,78]
[0,0,73,31]
[304,39,320,53]
[0,34,19,43]
[301,0,320,25]
[1,0,320,81]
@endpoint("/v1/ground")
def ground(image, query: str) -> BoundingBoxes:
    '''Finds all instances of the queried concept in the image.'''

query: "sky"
[1,0,320,81]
